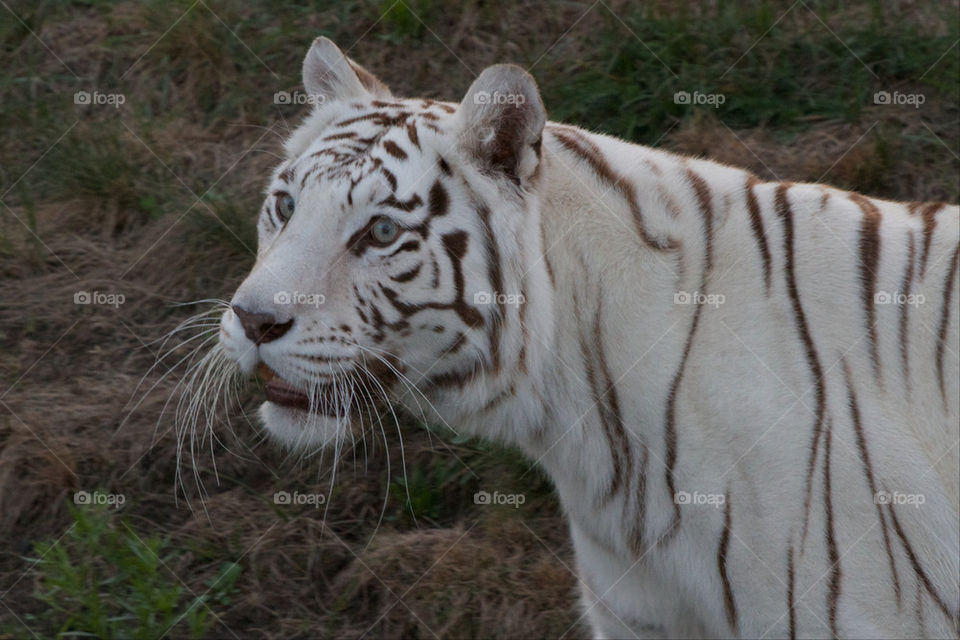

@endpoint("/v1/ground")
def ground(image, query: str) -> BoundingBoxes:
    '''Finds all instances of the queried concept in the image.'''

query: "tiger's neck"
[419,125,694,528]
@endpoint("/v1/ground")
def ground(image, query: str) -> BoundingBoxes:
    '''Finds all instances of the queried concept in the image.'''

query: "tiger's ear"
[302,37,391,104]
[456,64,546,187]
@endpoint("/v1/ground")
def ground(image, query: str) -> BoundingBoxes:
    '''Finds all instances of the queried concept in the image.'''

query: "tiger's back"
[539,123,959,637]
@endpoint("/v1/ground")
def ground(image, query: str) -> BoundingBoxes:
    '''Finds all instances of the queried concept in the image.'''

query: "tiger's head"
[219,38,551,449]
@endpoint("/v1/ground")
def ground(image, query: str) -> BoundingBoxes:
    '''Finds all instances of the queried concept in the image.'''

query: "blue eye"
[276,193,295,222]
[370,216,400,245]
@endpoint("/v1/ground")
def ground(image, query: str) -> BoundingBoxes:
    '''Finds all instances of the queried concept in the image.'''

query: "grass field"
[0,1,957,638]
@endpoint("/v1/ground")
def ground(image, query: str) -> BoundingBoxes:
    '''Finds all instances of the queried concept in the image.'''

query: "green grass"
[542,0,959,141]
[17,501,241,640]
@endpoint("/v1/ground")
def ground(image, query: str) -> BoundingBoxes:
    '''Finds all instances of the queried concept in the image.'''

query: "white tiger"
[213,37,960,638]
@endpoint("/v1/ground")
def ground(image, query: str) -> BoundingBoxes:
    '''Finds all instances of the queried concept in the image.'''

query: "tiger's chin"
[255,362,358,450]
[258,401,351,451]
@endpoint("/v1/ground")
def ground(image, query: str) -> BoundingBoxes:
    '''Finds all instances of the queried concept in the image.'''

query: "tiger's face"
[219,38,546,449]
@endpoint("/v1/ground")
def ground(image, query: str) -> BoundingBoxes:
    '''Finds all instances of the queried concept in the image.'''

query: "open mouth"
[257,363,343,417]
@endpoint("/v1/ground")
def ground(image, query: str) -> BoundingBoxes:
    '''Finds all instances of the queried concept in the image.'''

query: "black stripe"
[917,202,945,278]
[745,175,773,294]
[787,545,797,640]
[842,359,902,604]
[899,232,916,395]
[477,204,504,372]
[775,184,827,547]
[718,492,738,632]
[850,193,883,386]
[594,295,633,509]
[823,421,841,638]
[886,501,957,627]
[428,180,449,218]
[549,126,677,251]
[391,263,422,283]
[936,243,960,408]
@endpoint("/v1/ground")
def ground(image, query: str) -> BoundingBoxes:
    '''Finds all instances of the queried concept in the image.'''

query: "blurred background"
[0,1,957,638]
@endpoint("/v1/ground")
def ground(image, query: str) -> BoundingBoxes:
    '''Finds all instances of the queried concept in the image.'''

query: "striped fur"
[217,38,960,638]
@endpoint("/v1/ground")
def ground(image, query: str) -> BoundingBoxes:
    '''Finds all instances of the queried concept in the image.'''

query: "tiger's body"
[215,38,960,638]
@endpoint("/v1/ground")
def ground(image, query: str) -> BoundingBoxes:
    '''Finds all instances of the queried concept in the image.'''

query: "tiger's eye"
[370,217,400,245]
[276,193,295,222]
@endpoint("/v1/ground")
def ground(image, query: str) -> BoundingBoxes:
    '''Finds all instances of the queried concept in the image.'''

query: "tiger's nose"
[232,305,294,345]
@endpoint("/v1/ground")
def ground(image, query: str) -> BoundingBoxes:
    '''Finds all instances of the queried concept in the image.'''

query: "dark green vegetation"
[0,1,956,638]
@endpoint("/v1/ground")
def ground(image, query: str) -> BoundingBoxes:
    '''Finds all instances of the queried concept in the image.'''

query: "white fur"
[217,38,960,638]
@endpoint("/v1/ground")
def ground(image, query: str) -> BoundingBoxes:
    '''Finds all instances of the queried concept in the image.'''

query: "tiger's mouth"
[257,362,345,417]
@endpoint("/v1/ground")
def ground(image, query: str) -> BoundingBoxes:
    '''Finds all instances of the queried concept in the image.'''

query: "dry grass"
[0,1,956,638]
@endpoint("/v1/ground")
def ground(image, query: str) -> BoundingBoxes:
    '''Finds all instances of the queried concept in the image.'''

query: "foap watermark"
[674,90,725,108]
[875,490,925,508]
[74,90,125,109]
[874,290,925,308]
[473,291,525,306]
[674,290,725,308]
[473,90,526,106]
[873,90,925,109]
[274,90,326,106]
[74,490,126,508]
[273,490,326,508]
[274,291,325,307]
[74,290,125,307]
[675,490,725,508]
[474,490,526,509]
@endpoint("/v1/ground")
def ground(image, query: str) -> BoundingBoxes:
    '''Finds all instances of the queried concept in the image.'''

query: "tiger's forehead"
[277,98,458,199]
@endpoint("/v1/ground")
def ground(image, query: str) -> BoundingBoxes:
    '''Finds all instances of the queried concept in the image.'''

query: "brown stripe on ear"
[347,60,391,96]
[899,232,917,396]
[549,126,677,251]
[717,491,738,633]
[849,193,883,387]
[745,175,773,294]
[823,420,841,639]
[842,359,902,605]
[936,243,960,408]
[775,183,827,548]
